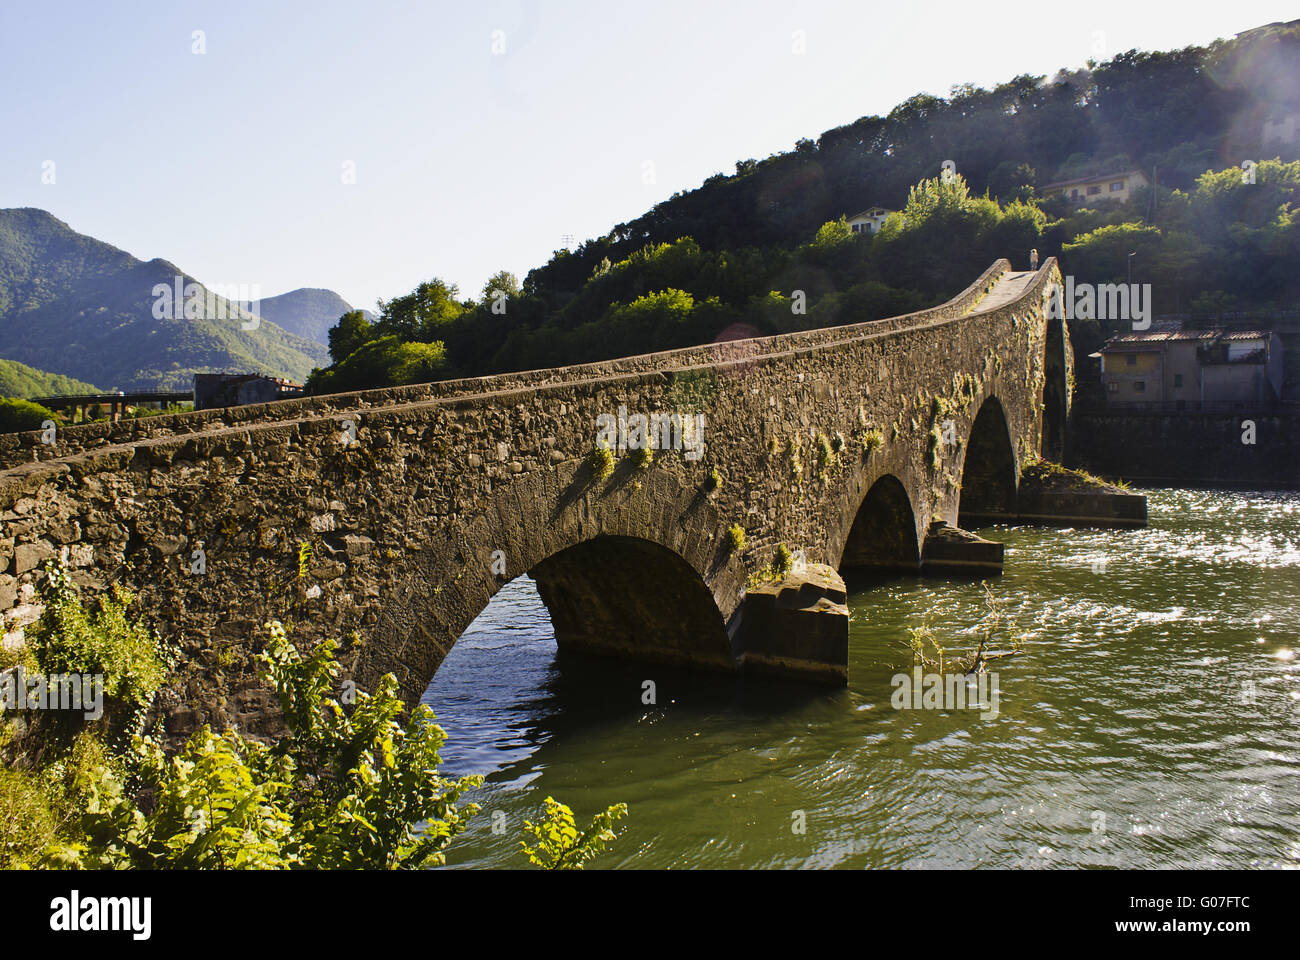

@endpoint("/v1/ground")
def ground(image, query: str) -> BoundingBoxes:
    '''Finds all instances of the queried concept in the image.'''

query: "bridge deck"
[971,271,1036,312]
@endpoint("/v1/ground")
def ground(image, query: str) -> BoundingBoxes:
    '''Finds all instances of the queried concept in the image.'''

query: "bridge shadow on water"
[419,576,842,782]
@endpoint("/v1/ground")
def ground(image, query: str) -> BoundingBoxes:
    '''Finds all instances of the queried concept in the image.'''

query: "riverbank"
[1069,410,1300,488]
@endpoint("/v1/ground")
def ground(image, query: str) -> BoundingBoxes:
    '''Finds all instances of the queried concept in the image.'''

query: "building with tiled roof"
[1097,329,1284,406]
[1041,169,1151,207]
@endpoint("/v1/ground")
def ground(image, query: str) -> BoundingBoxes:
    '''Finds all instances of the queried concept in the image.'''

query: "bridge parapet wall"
[0,261,1009,472]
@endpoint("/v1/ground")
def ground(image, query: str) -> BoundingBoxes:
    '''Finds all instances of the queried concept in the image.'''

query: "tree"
[307,336,449,394]
[327,310,374,364]
[987,161,1038,203]
[375,278,464,342]
[481,270,521,303]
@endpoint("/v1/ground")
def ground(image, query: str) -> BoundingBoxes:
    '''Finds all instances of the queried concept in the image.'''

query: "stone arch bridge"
[0,259,1079,738]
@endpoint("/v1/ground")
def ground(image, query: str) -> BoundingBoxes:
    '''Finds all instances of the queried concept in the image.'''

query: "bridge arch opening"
[397,533,734,691]
[839,474,921,573]
[525,535,734,671]
[1040,310,1068,461]
[958,396,1018,527]
[416,534,735,770]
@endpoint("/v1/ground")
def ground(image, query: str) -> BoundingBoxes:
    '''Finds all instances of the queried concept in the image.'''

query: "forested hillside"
[0,358,97,399]
[310,21,1300,393]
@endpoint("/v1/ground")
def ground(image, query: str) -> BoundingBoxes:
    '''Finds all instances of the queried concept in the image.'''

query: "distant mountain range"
[239,288,374,347]
[0,208,363,391]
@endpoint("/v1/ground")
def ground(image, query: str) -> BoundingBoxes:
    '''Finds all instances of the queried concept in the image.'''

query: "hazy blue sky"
[3,1,1294,312]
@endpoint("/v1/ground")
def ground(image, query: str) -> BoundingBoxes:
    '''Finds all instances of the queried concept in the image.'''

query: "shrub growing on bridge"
[26,559,167,709]
[588,442,615,481]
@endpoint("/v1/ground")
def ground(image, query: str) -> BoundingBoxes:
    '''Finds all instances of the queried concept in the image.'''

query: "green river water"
[425,488,1300,869]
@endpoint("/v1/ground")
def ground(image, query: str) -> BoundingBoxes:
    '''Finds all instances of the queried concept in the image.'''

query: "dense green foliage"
[4,573,629,869]
[0,732,112,869]
[0,358,97,399]
[510,24,1297,290]
[306,335,449,394]
[25,560,168,707]
[0,766,59,868]
[301,24,1300,394]
[0,208,330,389]
[40,622,484,869]
[0,397,58,434]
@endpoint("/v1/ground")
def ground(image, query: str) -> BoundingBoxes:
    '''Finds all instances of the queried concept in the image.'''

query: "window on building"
[1087,185,1102,195]
[1126,354,1137,366]
[1174,373,1183,387]
[1110,181,1125,191]
[1134,380,1146,392]
[1107,381,1119,393]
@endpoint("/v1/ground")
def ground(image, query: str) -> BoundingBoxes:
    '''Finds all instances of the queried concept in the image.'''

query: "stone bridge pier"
[0,258,1108,740]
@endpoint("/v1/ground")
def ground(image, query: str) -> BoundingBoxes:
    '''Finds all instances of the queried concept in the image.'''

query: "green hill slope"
[0,358,98,398]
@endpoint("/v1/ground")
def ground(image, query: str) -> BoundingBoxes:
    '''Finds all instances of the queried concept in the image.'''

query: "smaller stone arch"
[838,474,921,572]
[530,534,736,670]
[958,395,1019,527]
[1040,307,1069,461]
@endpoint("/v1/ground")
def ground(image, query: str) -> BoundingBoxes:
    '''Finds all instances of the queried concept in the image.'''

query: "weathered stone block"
[13,541,54,575]
[920,521,1004,576]
[344,535,374,557]
[736,563,849,685]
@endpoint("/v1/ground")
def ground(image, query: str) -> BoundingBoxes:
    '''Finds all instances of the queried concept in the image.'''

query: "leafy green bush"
[0,397,57,435]
[26,559,167,708]
[630,445,654,470]
[0,730,112,868]
[43,622,484,869]
[0,767,61,869]
[520,796,628,870]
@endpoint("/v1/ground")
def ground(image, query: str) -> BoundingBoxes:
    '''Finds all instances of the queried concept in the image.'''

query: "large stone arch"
[837,473,922,572]
[358,464,742,705]
[957,395,1019,527]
